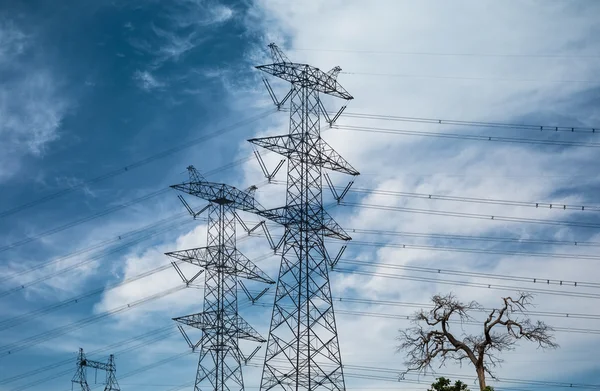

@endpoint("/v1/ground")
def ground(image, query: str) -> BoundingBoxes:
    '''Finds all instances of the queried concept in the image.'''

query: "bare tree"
[396,292,558,390]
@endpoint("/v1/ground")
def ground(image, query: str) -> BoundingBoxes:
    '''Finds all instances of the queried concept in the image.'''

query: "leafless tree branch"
[396,292,558,391]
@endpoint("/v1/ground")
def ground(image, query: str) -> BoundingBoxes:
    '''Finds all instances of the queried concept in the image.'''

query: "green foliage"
[428,377,470,391]
[483,387,495,391]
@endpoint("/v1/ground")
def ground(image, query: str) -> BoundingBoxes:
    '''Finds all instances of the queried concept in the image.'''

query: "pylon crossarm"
[174,312,266,343]
[171,180,263,213]
[164,246,209,266]
[256,63,353,100]
[79,358,110,372]
[232,249,275,283]
[249,135,359,175]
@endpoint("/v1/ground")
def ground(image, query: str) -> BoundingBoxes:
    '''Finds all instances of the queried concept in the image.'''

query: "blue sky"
[1,1,600,391]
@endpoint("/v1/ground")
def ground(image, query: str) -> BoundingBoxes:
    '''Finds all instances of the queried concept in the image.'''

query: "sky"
[1,0,600,390]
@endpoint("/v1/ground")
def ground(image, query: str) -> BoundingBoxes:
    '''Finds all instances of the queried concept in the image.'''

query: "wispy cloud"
[0,21,68,182]
[133,69,166,91]
[127,1,235,92]
[0,20,28,62]
[151,25,198,63]
[168,1,234,28]
[237,0,600,387]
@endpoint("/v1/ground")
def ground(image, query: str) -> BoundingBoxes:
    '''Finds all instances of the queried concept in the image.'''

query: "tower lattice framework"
[249,44,359,391]
[166,166,275,391]
[72,348,120,391]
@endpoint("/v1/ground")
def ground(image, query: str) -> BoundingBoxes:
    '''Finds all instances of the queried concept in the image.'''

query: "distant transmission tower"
[166,166,275,391]
[249,44,359,391]
[72,348,120,391]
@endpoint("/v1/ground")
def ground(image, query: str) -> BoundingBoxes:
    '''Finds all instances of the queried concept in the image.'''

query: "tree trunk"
[476,365,487,390]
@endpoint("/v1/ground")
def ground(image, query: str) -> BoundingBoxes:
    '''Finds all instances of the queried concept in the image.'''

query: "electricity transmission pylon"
[166,166,275,391]
[249,44,359,391]
[72,348,120,391]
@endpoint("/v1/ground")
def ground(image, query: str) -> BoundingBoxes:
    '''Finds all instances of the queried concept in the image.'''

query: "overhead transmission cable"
[249,225,600,289]
[0,189,170,254]
[329,183,600,211]
[346,202,600,229]
[337,258,600,289]
[331,267,600,300]
[339,71,600,84]
[0,159,268,256]
[0,325,175,385]
[272,179,600,212]
[252,351,600,390]
[0,263,175,331]
[0,250,274,357]
[325,296,600,321]
[0,217,272,299]
[350,227,600,248]
[0,285,185,357]
[5,328,178,391]
[334,124,600,148]
[0,109,276,220]
[0,217,195,299]
[0,250,275,332]
[0,211,192,284]
[4,295,263,390]
[341,238,600,262]
[293,47,600,60]
[252,301,600,335]
[337,110,599,134]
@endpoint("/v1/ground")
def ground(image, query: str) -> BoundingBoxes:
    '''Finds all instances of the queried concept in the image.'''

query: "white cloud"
[169,1,234,28]
[210,5,234,24]
[128,1,235,92]
[0,20,27,61]
[236,0,600,388]
[0,21,68,182]
[133,69,166,91]
[85,1,600,389]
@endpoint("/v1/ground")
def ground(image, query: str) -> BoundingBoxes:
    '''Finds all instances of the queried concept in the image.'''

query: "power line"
[6,328,178,391]
[0,178,271,293]
[253,289,600,322]
[0,188,171,254]
[335,124,600,148]
[0,285,185,357]
[331,267,600,300]
[344,238,600,262]
[344,185,599,211]
[252,350,600,390]
[0,263,174,331]
[338,111,599,134]
[293,47,600,59]
[340,71,600,84]
[0,326,174,385]
[338,257,600,289]
[0,109,275,220]
[0,162,267,256]
[4,298,262,390]
[0,210,194,284]
[253,301,600,336]
[350,228,600,248]
[242,223,600,291]
[273,179,600,212]
[0,251,273,359]
[347,202,600,229]
[327,296,600,321]
[0,217,195,299]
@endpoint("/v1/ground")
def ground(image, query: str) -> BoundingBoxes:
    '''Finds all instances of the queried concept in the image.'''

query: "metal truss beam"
[250,44,359,391]
[167,167,274,391]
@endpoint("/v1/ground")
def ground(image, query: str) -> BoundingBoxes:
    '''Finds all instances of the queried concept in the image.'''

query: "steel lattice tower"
[72,348,120,391]
[249,44,359,391]
[166,166,275,391]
